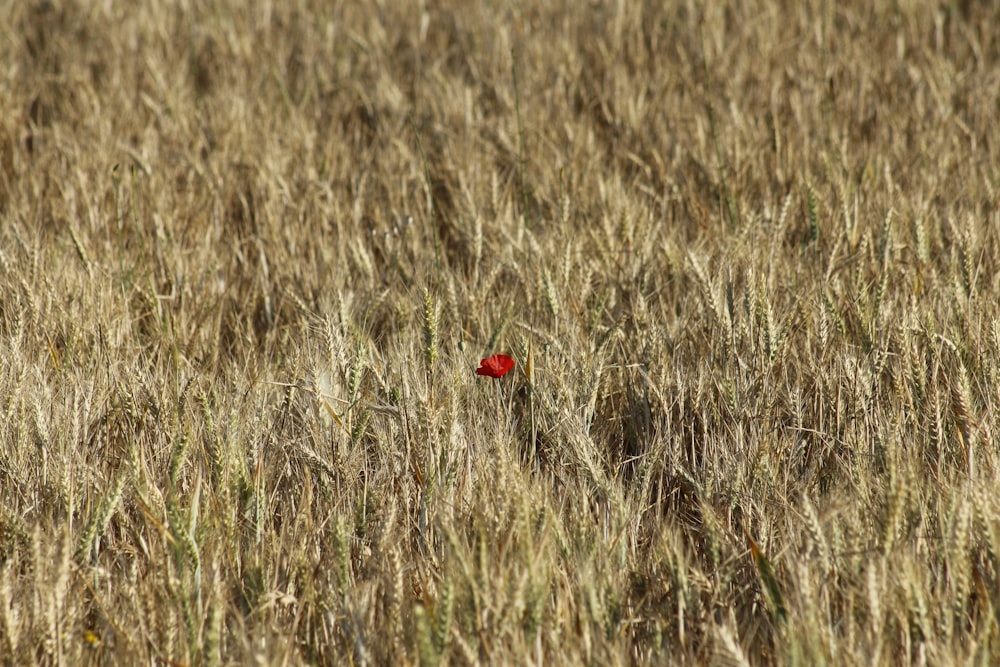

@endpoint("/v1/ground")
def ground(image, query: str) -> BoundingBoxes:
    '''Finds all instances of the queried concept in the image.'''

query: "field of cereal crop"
[2,2,999,664]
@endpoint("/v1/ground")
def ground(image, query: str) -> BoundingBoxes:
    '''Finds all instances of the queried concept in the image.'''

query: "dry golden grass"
[2,1,999,664]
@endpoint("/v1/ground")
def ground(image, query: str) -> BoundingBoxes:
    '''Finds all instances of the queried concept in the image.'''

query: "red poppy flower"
[476,354,515,378]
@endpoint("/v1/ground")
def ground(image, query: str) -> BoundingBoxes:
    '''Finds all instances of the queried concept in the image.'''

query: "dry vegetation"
[2,0,1000,664]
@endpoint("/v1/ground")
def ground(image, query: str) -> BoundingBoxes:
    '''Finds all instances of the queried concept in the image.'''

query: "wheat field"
[2,1,999,664]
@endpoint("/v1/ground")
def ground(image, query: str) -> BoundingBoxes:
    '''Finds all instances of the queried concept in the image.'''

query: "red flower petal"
[476,354,515,378]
